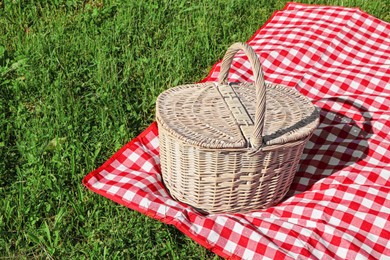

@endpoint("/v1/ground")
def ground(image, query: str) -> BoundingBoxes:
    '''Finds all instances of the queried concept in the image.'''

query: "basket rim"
[157,117,316,154]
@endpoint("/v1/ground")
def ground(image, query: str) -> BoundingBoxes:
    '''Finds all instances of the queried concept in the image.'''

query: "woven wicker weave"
[156,43,319,214]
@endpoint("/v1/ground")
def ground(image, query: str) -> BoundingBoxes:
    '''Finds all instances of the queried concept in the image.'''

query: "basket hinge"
[218,83,254,146]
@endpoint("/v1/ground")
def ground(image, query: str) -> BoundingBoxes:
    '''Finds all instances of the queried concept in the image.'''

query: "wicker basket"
[156,43,319,214]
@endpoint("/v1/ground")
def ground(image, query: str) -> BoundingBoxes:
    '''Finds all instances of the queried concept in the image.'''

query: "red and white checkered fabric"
[83,3,390,259]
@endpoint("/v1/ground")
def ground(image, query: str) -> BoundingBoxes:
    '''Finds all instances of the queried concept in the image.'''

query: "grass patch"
[1,0,388,258]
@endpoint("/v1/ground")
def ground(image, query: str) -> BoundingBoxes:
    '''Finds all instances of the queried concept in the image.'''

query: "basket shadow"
[284,97,373,199]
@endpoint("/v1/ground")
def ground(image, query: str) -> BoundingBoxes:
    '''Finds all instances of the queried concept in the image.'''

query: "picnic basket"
[156,42,319,214]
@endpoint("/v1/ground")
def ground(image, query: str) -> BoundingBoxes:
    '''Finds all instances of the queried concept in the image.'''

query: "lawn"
[1,0,389,258]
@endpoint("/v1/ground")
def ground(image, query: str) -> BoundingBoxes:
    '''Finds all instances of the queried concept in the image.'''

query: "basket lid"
[156,43,319,150]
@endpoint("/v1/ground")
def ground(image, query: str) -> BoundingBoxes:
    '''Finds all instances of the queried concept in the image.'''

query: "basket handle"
[218,42,266,148]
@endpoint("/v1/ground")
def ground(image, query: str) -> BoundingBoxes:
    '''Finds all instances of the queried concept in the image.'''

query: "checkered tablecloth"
[83,3,390,259]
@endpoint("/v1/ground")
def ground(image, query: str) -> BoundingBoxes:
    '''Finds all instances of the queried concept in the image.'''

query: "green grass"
[0,0,388,258]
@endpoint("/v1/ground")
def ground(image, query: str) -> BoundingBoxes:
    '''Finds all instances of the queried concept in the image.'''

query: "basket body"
[159,124,311,214]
